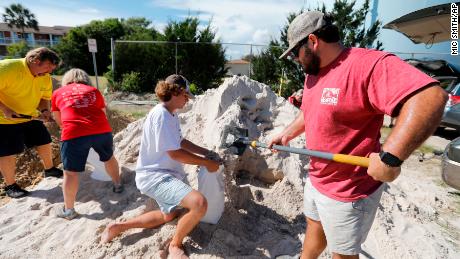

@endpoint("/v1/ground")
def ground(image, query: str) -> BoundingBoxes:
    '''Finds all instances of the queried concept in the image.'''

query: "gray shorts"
[138,174,193,214]
[303,177,385,255]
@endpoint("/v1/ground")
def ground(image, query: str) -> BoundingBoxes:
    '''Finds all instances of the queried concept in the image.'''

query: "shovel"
[221,126,370,168]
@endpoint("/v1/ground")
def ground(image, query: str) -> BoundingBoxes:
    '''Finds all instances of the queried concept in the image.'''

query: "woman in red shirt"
[51,68,123,219]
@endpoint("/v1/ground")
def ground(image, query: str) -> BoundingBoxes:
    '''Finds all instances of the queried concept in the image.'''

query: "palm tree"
[2,3,39,42]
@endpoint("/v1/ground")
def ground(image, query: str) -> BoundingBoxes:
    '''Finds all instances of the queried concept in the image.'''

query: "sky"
[0,0,457,67]
[1,0,337,59]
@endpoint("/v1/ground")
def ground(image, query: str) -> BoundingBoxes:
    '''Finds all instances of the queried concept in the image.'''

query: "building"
[226,59,251,77]
[0,23,72,57]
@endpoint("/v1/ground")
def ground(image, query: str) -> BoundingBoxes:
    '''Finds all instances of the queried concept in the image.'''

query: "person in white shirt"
[101,74,220,259]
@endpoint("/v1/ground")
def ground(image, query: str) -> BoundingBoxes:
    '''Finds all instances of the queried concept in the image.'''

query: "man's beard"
[301,47,320,76]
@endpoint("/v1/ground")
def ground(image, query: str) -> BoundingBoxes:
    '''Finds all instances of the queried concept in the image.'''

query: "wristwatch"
[379,151,403,167]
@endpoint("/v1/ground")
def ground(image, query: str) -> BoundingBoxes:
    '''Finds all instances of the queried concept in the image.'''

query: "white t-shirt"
[135,104,185,190]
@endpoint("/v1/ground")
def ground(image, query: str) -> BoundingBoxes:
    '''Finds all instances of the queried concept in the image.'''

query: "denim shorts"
[61,132,113,172]
[137,173,192,214]
[303,177,385,255]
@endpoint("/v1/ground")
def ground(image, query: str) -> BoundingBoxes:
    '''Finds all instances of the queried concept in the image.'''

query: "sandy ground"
[0,76,459,258]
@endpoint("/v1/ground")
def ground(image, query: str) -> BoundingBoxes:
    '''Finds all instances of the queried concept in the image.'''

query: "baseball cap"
[279,11,328,59]
[165,74,195,99]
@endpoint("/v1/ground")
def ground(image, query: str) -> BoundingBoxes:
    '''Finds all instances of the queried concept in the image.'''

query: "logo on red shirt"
[320,88,340,105]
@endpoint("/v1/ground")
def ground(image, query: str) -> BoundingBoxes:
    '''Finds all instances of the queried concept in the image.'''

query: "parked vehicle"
[384,2,460,189]
[442,137,460,191]
[439,78,460,131]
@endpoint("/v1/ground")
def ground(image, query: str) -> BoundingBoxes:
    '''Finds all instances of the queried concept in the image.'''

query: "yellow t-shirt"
[0,58,52,124]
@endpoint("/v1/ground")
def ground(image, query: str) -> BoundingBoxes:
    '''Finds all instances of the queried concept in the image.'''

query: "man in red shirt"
[269,11,447,258]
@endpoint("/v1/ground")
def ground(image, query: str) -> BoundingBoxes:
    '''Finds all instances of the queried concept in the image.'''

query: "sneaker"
[5,183,29,198]
[56,206,78,220]
[44,167,63,178]
[112,183,124,193]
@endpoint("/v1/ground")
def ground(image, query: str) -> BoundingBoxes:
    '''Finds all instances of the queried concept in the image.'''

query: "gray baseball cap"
[279,11,328,59]
[165,74,195,99]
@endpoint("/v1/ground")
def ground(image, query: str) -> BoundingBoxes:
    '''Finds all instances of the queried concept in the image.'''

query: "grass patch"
[127,110,148,120]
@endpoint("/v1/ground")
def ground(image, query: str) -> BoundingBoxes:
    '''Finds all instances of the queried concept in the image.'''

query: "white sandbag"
[198,165,225,224]
[87,148,111,181]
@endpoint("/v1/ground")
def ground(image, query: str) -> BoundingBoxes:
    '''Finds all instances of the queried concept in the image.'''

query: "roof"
[227,59,250,65]
[0,23,72,35]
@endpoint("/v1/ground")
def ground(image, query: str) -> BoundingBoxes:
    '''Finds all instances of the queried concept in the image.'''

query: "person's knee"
[304,217,327,253]
[104,155,117,164]
[64,171,79,179]
[162,212,177,222]
[191,193,208,215]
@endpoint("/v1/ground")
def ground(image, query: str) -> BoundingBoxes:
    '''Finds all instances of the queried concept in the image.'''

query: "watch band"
[379,151,403,167]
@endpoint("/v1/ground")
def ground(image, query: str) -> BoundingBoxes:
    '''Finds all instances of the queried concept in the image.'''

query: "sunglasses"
[290,38,309,59]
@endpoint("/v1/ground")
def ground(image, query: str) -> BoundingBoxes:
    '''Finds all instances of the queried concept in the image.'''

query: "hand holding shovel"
[221,126,370,168]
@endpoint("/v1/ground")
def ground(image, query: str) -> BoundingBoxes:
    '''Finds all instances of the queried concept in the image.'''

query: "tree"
[54,18,125,74]
[109,19,162,93]
[120,17,157,38]
[2,3,39,40]
[161,17,227,91]
[109,16,227,93]
[252,0,383,97]
[55,16,227,93]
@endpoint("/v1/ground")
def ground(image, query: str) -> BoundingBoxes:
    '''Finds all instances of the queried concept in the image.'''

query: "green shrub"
[5,41,31,58]
[104,68,120,92]
[188,83,201,95]
[120,71,142,93]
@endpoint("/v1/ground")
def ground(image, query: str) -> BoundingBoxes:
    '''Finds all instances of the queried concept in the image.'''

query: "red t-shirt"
[51,83,112,141]
[300,48,437,202]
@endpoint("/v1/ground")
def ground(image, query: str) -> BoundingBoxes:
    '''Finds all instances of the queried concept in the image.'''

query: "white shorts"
[303,177,385,255]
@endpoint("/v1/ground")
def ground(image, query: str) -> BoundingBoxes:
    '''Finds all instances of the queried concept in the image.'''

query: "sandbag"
[198,165,225,224]
[87,148,112,181]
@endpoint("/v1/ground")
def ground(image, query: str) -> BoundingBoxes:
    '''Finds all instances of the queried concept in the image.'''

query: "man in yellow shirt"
[0,47,63,198]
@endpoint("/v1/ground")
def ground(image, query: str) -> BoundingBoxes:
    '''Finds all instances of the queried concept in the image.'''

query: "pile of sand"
[0,76,459,258]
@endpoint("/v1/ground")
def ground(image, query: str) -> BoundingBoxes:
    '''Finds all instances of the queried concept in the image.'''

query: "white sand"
[0,76,459,258]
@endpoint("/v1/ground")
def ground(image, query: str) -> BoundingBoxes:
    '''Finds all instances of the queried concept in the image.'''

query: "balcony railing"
[0,38,14,44]
[0,37,60,46]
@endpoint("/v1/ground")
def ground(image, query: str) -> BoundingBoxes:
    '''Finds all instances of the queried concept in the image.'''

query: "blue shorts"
[137,173,193,214]
[61,132,113,172]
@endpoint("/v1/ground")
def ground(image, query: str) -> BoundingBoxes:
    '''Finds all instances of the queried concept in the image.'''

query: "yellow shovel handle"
[332,154,370,168]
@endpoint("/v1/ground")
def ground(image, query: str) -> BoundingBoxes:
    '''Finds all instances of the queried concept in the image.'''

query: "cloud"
[78,8,101,14]
[252,29,271,44]
[151,0,312,45]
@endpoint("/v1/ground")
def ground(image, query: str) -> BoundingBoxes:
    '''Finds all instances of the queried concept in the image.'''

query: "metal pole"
[111,38,115,80]
[92,52,99,90]
[175,42,178,74]
[249,44,253,78]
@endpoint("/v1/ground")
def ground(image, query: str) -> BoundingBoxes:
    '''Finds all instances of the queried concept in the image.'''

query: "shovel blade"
[220,126,250,155]
[220,125,248,148]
